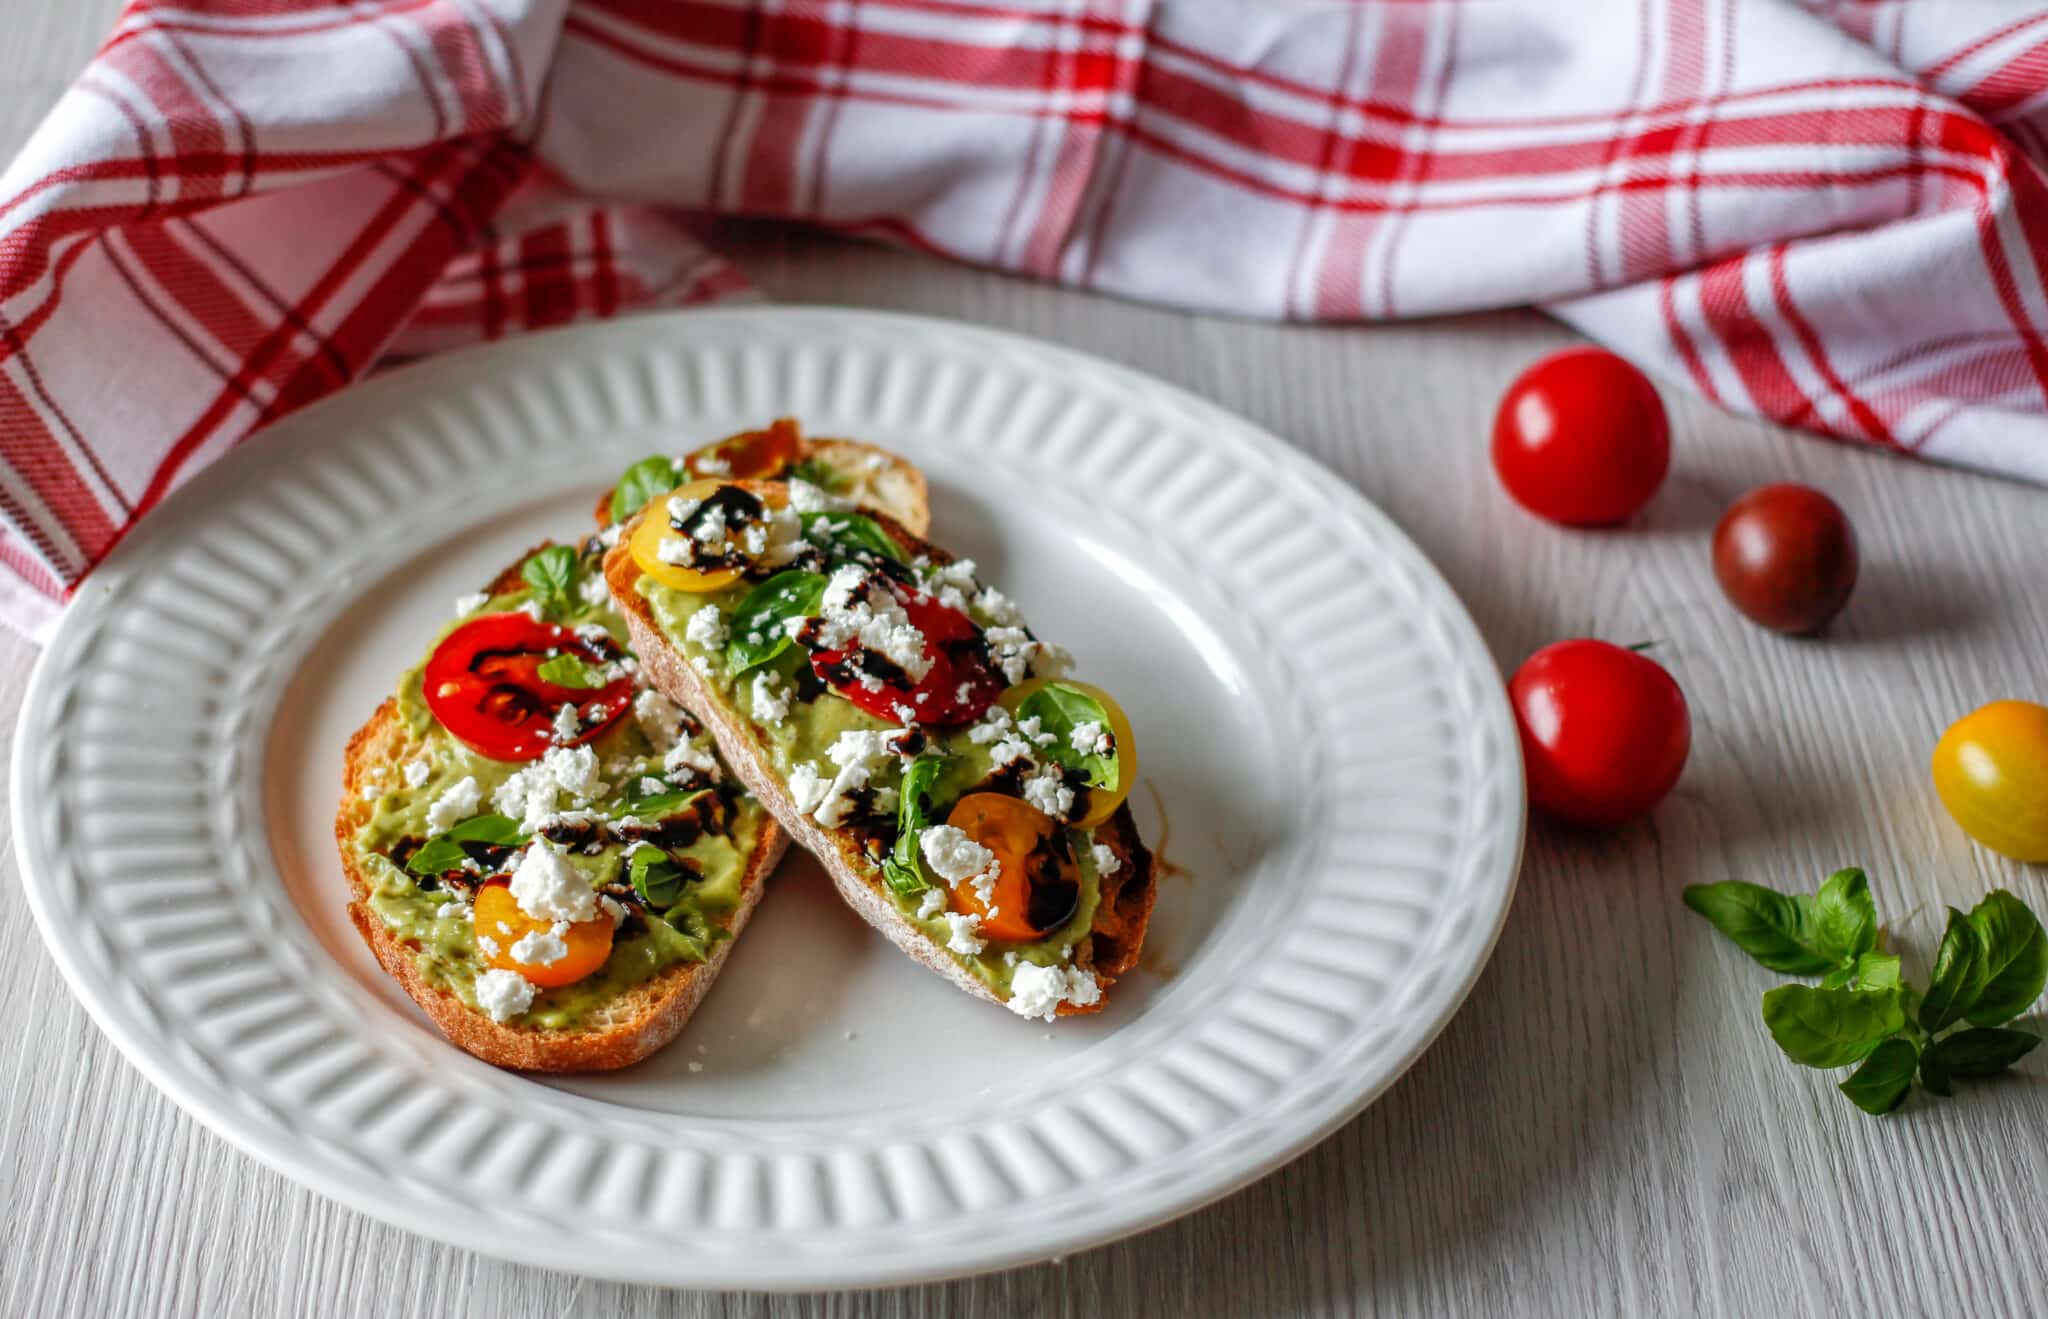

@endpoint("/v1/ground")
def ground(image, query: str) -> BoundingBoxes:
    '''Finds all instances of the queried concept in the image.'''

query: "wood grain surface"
[5,8,2048,1316]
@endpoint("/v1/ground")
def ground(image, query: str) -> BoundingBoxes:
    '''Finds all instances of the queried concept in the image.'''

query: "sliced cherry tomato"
[684,418,802,480]
[1932,700,2048,862]
[1001,677,1137,827]
[473,881,613,989]
[810,587,1003,726]
[1510,639,1690,828]
[1493,347,1669,526]
[945,793,1077,942]
[423,613,632,762]
[629,478,787,592]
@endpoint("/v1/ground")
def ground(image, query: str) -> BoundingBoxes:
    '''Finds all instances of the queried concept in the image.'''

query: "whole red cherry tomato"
[1711,483,1857,634]
[423,612,633,761]
[1492,348,1670,526]
[1510,639,1690,828]
[810,588,1004,726]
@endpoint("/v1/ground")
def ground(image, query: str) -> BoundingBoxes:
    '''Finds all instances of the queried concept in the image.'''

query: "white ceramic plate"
[13,307,1522,1289]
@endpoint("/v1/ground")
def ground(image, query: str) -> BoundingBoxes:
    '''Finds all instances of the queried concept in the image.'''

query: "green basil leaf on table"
[1965,890,2048,1026]
[1761,985,1905,1069]
[1919,908,1988,1033]
[1919,1045,1954,1097]
[1821,952,1902,991]
[1017,681,1119,794]
[1810,867,1878,963]
[727,569,828,673]
[611,455,684,524]
[519,545,579,618]
[1837,1038,1919,1115]
[1924,1027,2042,1079]
[801,511,904,564]
[536,653,605,688]
[629,844,689,909]
[406,813,527,876]
[1682,881,1837,976]
[883,754,950,895]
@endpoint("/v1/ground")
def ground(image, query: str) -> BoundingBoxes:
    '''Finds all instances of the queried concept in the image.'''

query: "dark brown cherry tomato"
[1492,347,1670,526]
[423,613,632,761]
[1510,639,1690,828]
[1711,483,1858,634]
[810,588,1004,726]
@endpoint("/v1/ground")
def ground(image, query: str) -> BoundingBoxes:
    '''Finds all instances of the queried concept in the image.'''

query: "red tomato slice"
[684,419,802,480]
[809,589,1003,727]
[423,613,633,761]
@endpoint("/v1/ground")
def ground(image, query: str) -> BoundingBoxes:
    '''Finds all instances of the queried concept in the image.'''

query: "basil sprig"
[520,545,580,619]
[801,511,903,564]
[407,813,526,876]
[537,653,605,688]
[611,455,685,523]
[628,844,689,909]
[1688,871,2046,1115]
[883,755,950,894]
[615,782,710,821]
[727,569,827,673]
[1017,682,1119,795]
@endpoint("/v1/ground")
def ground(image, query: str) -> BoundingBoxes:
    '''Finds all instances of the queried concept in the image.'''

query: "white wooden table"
[6,9,2048,1316]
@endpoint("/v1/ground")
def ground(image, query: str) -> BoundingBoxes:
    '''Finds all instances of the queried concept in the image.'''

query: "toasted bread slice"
[594,423,930,536]
[334,548,788,1072]
[604,509,1156,1019]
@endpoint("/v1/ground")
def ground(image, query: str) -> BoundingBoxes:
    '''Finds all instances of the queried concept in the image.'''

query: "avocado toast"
[601,468,1156,1021]
[337,536,786,1072]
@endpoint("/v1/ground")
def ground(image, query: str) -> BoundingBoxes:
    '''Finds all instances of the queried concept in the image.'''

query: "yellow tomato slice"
[1932,700,2048,862]
[1001,678,1137,827]
[945,793,1061,942]
[473,882,613,989]
[628,478,784,592]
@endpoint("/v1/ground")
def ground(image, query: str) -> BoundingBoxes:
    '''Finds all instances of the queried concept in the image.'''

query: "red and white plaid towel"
[2,0,2046,639]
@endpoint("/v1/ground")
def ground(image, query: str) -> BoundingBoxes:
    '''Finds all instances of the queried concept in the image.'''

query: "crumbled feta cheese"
[751,671,791,724]
[664,739,720,779]
[435,901,466,921]
[691,504,730,554]
[1006,964,1099,1021]
[694,452,730,475]
[453,591,490,616]
[511,923,569,967]
[667,494,702,523]
[1017,715,1057,747]
[812,566,932,681]
[686,603,728,650]
[577,571,610,606]
[551,703,581,744]
[1032,643,1073,679]
[358,783,382,802]
[544,744,601,799]
[944,911,986,955]
[638,776,666,796]
[1022,765,1076,821]
[634,687,684,751]
[476,934,501,957]
[1091,842,1122,877]
[920,825,997,885]
[789,763,828,815]
[403,758,431,789]
[597,523,623,549]
[974,585,1021,626]
[968,708,1012,745]
[916,889,946,919]
[474,968,535,1022]
[424,776,482,834]
[784,477,842,514]
[1071,721,1111,757]
[991,734,1035,768]
[758,503,805,567]
[601,895,627,925]
[656,536,695,566]
[517,598,546,621]
[508,841,599,924]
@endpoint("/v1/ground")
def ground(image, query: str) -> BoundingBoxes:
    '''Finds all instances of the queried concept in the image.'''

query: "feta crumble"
[508,840,599,924]
[916,888,947,919]
[1071,721,1111,757]
[403,758,431,789]
[1022,766,1076,821]
[550,702,581,744]
[944,911,987,955]
[1091,842,1122,877]
[634,687,685,751]
[424,776,482,834]
[474,968,535,1022]
[1007,964,1101,1021]
[751,671,791,724]
[510,923,570,967]
[452,591,490,617]
[686,603,728,651]
[919,825,997,885]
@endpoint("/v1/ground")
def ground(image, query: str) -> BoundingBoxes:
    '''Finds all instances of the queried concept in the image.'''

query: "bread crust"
[592,431,930,536]
[604,512,1156,1017]
[332,549,789,1072]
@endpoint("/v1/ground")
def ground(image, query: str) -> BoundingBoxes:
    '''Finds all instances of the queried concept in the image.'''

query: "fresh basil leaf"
[788,457,848,492]
[1822,952,1902,991]
[1925,1027,2041,1079]
[536,653,604,688]
[629,845,689,909]
[406,813,526,876]
[1682,882,1835,976]
[1018,682,1119,794]
[1810,868,1878,963]
[1920,1045,1953,1097]
[883,754,951,894]
[1965,890,2048,1026]
[727,569,827,673]
[612,455,684,524]
[1920,908,1988,1032]
[801,511,904,564]
[1838,1037,1918,1115]
[519,545,579,618]
[1761,985,1905,1069]
[620,788,708,820]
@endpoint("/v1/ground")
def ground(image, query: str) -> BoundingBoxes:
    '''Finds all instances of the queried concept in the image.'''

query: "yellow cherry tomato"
[945,792,1068,941]
[473,882,614,989]
[628,478,784,592]
[1001,678,1138,827]
[1932,700,2048,863]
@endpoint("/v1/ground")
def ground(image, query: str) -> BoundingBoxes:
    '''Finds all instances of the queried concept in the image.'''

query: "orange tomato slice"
[473,881,613,989]
[944,793,1075,942]
[684,418,802,480]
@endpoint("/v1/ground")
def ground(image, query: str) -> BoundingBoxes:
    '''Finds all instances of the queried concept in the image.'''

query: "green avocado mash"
[351,551,769,1030]
[640,574,1102,998]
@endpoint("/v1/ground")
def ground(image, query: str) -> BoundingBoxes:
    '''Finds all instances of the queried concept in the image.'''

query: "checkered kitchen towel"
[2,0,2046,637]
